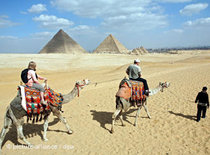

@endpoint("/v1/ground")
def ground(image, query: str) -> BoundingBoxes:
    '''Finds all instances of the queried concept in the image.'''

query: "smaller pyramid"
[131,46,149,55]
[93,34,129,54]
[39,29,86,54]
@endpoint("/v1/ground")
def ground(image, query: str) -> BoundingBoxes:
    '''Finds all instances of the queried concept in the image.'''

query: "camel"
[0,79,90,152]
[111,79,170,133]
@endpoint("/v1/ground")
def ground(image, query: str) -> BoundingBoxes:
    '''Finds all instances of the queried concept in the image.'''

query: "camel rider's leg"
[32,83,47,105]
[135,77,149,96]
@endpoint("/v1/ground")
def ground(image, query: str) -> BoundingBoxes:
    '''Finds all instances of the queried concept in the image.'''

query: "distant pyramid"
[93,34,129,54]
[39,29,86,54]
[131,46,149,55]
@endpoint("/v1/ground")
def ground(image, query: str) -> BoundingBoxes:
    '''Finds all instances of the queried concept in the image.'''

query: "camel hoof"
[68,130,73,134]
[122,124,126,127]
[110,129,114,134]
[43,138,48,142]
[134,123,137,127]
[28,144,33,148]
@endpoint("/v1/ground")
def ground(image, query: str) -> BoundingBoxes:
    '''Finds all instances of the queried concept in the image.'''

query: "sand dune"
[0,50,210,155]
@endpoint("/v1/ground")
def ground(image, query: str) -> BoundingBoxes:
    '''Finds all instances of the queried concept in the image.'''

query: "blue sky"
[0,0,210,53]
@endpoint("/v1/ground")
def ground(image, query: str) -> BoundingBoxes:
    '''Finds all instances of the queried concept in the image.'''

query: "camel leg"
[110,109,121,134]
[58,114,73,134]
[16,124,32,147]
[0,116,12,151]
[134,106,142,126]
[53,110,73,134]
[143,105,151,119]
[43,117,49,141]
[119,112,125,126]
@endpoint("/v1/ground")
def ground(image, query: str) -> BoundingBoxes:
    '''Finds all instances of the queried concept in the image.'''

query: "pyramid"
[93,34,129,54]
[131,46,149,55]
[39,29,86,54]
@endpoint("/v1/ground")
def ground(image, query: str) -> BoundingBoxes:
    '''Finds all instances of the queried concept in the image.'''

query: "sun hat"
[134,59,140,63]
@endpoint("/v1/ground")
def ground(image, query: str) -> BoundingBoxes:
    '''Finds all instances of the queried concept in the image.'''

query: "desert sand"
[0,50,210,155]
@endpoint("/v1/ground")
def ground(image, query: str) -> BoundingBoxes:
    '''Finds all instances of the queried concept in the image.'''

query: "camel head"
[75,79,90,89]
[159,82,170,92]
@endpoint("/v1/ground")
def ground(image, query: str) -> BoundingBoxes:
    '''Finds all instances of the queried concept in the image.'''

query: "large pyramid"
[39,29,86,54]
[93,34,129,54]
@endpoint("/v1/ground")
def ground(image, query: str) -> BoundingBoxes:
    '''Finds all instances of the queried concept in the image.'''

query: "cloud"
[30,31,53,38]
[33,14,74,29]
[51,0,152,18]
[184,17,210,27]
[164,29,184,34]
[51,0,167,30]
[157,0,192,3]
[180,3,208,16]
[69,25,90,31]
[0,35,18,39]
[28,4,47,13]
[0,15,19,28]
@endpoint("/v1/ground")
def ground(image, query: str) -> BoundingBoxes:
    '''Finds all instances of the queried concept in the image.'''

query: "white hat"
[134,59,140,63]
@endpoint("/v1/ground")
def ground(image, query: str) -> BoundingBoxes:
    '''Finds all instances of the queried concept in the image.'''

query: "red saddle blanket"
[24,87,63,115]
[129,80,146,101]
[116,79,146,102]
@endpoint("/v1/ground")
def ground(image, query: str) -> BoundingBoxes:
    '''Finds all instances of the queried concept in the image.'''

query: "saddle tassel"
[27,116,29,123]
[36,114,39,122]
[32,114,35,123]
[39,113,43,121]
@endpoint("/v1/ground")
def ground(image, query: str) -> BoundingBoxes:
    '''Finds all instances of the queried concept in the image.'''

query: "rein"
[76,80,86,97]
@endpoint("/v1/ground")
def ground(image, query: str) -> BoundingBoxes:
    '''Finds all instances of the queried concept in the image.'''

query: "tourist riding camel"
[0,77,90,152]
[111,76,170,133]
[126,59,149,95]
[21,61,47,105]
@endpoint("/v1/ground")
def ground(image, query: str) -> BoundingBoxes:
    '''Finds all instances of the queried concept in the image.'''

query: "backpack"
[21,69,38,83]
[21,69,30,83]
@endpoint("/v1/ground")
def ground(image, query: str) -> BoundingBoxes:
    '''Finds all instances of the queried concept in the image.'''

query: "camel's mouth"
[84,79,90,85]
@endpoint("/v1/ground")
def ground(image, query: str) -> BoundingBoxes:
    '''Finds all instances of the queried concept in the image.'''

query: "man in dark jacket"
[195,87,209,122]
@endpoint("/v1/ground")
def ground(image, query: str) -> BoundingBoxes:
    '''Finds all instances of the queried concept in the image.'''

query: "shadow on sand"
[90,108,140,132]
[168,111,197,121]
[2,118,61,148]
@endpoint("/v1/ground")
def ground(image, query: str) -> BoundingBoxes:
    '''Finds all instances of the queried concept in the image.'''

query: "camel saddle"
[116,78,146,103]
[18,86,63,122]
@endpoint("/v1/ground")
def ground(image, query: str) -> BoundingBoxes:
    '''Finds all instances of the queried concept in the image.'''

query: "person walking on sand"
[126,59,149,95]
[195,86,209,122]
[25,61,48,105]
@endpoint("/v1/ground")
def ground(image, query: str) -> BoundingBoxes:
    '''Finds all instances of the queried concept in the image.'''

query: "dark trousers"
[130,77,149,91]
[197,105,207,121]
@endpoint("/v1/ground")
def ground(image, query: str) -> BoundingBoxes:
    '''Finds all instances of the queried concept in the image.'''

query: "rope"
[90,78,123,87]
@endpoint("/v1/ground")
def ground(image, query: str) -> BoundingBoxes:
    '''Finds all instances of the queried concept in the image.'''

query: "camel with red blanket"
[111,78,170,134]
[0,79,89,152]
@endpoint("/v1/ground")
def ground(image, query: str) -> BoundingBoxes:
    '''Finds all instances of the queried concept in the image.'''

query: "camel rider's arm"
[138,66,142,78]
[138,72,141,78]
[38,75,47,81]
[207,94,209,108]
[31,71,40,84]
[126,67,129,75]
